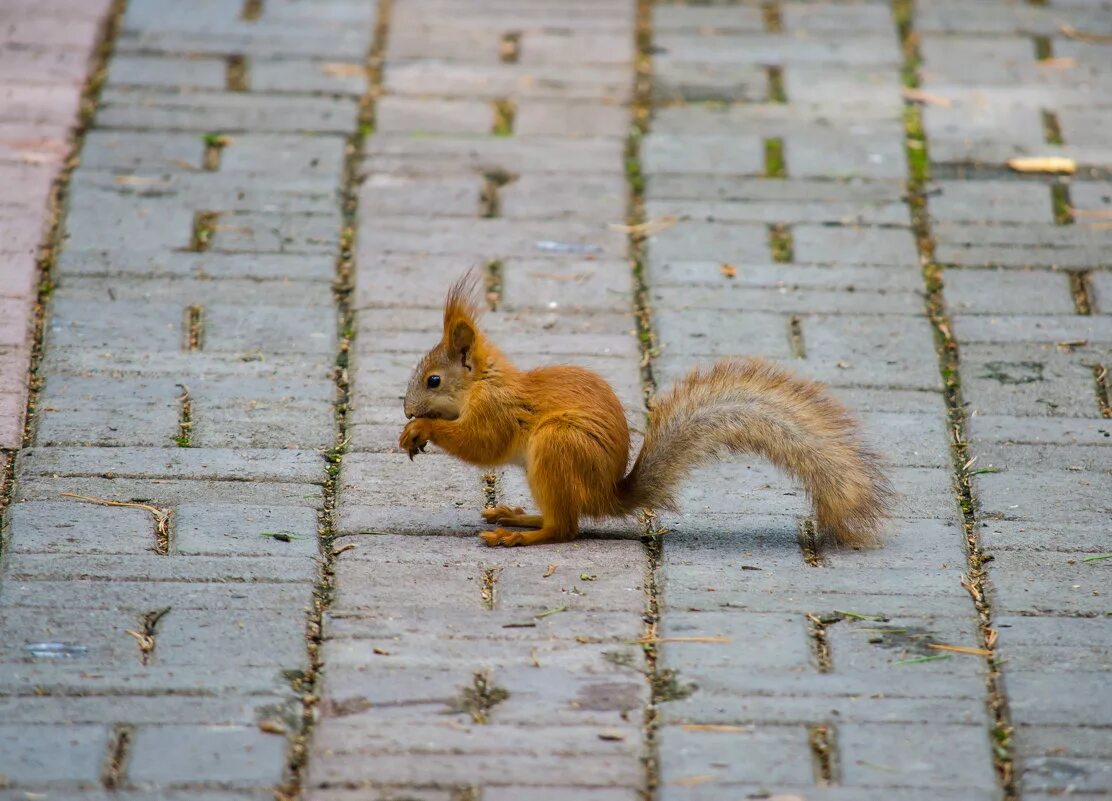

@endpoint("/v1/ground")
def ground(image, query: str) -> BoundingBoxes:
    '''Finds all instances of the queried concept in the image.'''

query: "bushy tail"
[619,358,893,547]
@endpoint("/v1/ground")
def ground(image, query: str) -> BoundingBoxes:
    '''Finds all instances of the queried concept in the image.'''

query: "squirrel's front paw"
[399,419,433,459]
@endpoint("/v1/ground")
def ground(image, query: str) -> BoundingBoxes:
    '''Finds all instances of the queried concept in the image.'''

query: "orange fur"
[401,276,893,547]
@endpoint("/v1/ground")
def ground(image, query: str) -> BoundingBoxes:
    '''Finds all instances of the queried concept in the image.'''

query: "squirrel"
[399,273,893,548]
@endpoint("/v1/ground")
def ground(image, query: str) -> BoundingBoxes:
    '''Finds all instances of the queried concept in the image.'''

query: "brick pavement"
[1,1,1110,800]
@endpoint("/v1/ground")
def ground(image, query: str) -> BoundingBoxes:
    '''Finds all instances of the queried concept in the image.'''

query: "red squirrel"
[400,274,893,547]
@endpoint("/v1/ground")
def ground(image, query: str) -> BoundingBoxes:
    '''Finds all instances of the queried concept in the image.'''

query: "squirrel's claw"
[400,420,430,459]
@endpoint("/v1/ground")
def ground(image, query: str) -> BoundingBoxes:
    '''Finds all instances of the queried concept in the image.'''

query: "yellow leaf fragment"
[928,642,991,657]
[258,719,287,735]
[322,62,363,77]
[1006,157,1076,174]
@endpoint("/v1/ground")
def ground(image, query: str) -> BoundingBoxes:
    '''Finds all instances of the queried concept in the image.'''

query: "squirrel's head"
[404,272,485,421]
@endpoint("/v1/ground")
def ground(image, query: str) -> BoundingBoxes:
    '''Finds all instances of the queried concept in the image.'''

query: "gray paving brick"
[0,724,108,784]
[954,313,1112,345]
[128,725,288,787]
[251,58,368,95]
[981,520,1112,553]
[655,34,900,67]
[644,194,910,226]
[647,284,924,316]
[792,225,918,266]
[1007,673,1112,726]
[837,723,996,788]
[5,500,154,555]
[20,446,324,483]
[364,134,623,175]
[644,260,921,293]
[360,216,626,260]
[971,441,1109,473]
[657,724,813,786]
[172,504,319,556]
[946,269,1076,315]
[96,88,359,133]
[6,553,316,584]
[0,693,292,727]
[930,180,1055,224]
[13,476,324,509]
[106,54,225,90]
[653,61,767,103]
[973,469,1109,525]
[384,61,632,102]
[56,249,336,281]
[644,133,764,175]
[960,342,1105,417]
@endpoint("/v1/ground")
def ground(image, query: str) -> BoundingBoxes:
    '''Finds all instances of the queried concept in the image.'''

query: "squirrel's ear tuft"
[442,269,482,345]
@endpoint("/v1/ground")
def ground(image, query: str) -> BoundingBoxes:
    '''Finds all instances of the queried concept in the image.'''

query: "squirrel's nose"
[406,412,414,420]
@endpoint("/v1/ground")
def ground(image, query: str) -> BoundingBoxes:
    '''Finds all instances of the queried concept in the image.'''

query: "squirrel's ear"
[450,319,476,367]
[442,270,482,367]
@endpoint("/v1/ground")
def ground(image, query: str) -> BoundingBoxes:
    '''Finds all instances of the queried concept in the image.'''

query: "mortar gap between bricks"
[458,670,509,724]
[764,136,787,178]
[1069,271,1093,315]
[788,314,806,359]
[769,223,794,263]
[226,54,250,92]
[127,607,171,666]
[766,66,787,103]
[189,211,219,252]
[1041,109,1063,145]
[628,0,664,797]
[184,305,204,351]
[797,517,825,566]
[1093,364,1111,418]
[761,1,784,33]
[894,1,1016,795]
[1050,181,1073,225]
[241,0,263,22]
[175,383,193,448]
[279,0,392,795]
[480,564,502,611]
[100,724,133,790]
[484,260,503,310]
[805,612,834,671]
[1032,34,1053,62]
[809,723,838,785]
[499,31,522,63]
[479,168,517,219]
[201,132,230,170]
[492,98,516,136]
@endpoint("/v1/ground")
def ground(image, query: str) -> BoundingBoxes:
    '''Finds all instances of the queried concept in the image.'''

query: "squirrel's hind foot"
[481,505,527,523]
[481,526,575,547]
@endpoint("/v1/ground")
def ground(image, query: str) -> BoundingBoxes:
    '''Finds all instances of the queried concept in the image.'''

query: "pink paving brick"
[0,83,84,126]
[0,126,71,169]
[0,388,26,448]
[0,298,33,348]
[0,211,50,254]
[5,0,113,21]
[0,0,109,449]
[0,252,38,300]
[2,18,104,50]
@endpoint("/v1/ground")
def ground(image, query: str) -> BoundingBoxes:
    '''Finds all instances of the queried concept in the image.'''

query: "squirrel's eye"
[426,375,441,389]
